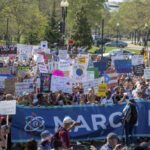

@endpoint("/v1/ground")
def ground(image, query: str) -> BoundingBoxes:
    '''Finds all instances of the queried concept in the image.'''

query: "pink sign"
[52,69,64,77]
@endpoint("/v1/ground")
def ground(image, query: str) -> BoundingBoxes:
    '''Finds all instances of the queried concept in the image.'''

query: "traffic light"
[58,21,64,33]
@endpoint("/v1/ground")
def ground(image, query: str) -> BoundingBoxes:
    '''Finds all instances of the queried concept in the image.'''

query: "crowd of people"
[0,43,150,150]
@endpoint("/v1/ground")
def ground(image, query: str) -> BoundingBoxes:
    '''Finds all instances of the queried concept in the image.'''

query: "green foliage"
[71,7,93,48]
[44,0,61,47]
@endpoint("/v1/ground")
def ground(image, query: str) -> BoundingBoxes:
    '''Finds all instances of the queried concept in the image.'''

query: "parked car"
[103,49,135,58]
[105,40,128,48]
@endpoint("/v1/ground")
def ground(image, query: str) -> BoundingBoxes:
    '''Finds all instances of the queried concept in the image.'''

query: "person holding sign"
[101,90,114,105]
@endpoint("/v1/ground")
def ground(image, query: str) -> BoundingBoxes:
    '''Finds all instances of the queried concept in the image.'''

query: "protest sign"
[82,79,101,94]
[32,46,43,55]
[52,69,64,77]
[93,61,107,73]
[133,64,145,76]
[38,64,48,73]
[104,69,118,87]
[40,73,51,93]
[32,66,37,75]
[0,74,11,89]
[78,57,86,64]
[132,55,143,66]
[24,79,34,93]
[51,76,73,93]
[87,68,99,79]
[15,82,31,96]
[0,67,10,74]
[111,55,125,66]
[41,41,48,49]
[0,100,16,115]
[17,44,32,56]
[144,69,150,79]
[59,50,68,60]
[115,59,132,73]
[73,63,87,82]
[48,61,54,73]
[45,54,52,64]
[59,60,70,71]
[17,66,30,77]
[88,58,93,68]
[11,102,150,142]
[97,84,107,96]
[37,55,45,64]
[0,45,17,55]
[5,77,17,94]
[86,71,94,81]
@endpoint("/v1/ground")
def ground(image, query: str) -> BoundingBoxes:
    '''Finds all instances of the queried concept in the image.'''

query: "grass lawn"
[88,46,140,54]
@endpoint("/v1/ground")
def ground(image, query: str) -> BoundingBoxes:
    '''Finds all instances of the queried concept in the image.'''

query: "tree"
[71,7,93,48]
[44,0,61,47]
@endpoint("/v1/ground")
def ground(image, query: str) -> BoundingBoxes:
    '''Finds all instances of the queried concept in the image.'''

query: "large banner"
[11,101,150,142]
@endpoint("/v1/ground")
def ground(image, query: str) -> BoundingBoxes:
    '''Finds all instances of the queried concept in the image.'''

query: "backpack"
[125,104,138,126]
[51,127,65,148]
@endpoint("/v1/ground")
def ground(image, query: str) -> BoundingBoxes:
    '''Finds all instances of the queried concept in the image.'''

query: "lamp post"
[60,0,69,49]
[116,22,119,47]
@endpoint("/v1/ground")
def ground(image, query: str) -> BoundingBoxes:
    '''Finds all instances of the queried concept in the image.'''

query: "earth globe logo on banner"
[24,112,45,135]
[76,68,83,76]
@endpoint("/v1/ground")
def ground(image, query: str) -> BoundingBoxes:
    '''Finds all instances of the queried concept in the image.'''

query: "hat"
[41,130,52,142]
[107,132,118,140]
[63,116,75,124]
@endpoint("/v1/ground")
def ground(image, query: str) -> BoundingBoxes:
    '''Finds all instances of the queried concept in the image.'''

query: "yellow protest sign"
[97,84,107,96]
[78,57,86,64]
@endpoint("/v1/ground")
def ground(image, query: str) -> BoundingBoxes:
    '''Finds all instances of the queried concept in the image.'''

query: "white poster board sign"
[144,69,150,79]
[40,41,48,49]
[51,76,73,94]
[132,55,143,66]
[17,44,32,56]
[59,50,68,60]
[59,60,70,71]
[38,64,48,73]
[82,79,101,94]
[0,100,16,115]
[86,71,94,81]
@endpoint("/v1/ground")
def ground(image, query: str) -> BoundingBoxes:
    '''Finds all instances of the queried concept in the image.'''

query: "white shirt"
[101,98,114,105]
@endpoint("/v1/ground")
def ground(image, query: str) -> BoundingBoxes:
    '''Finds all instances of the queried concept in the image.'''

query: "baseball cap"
[107,132,118,140]
[63,116,75,124]
[41,130,52,142]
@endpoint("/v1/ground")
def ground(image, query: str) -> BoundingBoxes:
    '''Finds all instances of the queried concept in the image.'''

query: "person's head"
[119,87,124,95]
[114,86,119,94]
[63,116,74,129]
[25,138,37,150]
[79,94,85,104]
[136,89,142,99]
[37,94,44,102]
[40,130,52,146]
[106,90,112,99]
[106,132,118,148]
[6,94,13,100]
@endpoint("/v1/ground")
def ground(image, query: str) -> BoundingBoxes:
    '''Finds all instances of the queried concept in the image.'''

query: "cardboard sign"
[82,79,101,94]
[97,84,107,96]
[59,50,68,60]
[78,57,86,64]
[0,67,10,74]
[132,55,143,66]
[40,73,51,93]
[5,77,17,94]
[133,64,145,76]
[144,69,150,79]
[115,59,132,73]
[51,76,73,94]
[0,100,16,115]
[38,64,48,73]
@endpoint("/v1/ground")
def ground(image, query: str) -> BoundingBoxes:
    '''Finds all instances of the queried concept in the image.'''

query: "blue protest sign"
[115,59,132,73]
[93,61,107,73]
[11,101,150,142]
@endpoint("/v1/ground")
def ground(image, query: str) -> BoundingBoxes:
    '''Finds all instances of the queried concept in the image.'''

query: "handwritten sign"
[5,78,17,94]
[51,76,73,94]
[97,84,107,96]
[0,100,16,115]
[144,69,150,79]
[59,50,68,60]
[132,55,143,66]
[38,64,48,73]
[40,73,51,93]
[78,57,86,64]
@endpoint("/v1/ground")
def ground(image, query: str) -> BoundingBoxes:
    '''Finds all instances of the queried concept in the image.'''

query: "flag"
[104,69,118,87]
